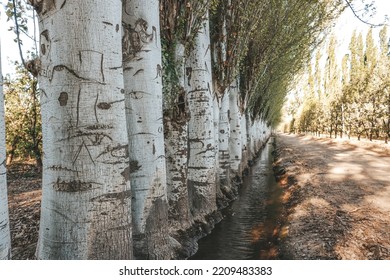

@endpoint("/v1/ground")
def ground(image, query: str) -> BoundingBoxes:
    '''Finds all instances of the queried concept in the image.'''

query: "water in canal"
[190,137,284,260]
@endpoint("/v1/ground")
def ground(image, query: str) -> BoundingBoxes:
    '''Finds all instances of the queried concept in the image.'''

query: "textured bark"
[165,44,191,231]
[247,116,256,160]
[228,79,242,176]
[122,0,171,259]
[213,95,225,207]
[218,91,231,195]
[240,110,248,171]
[185,13,217,221]
[0,40,11,260]
[34,0,132,259]
[165,116,190,230]
[213,96,220,166]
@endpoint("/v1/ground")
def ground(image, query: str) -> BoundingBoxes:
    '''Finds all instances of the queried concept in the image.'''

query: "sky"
[334,0,389,60]
[0,0,389,76]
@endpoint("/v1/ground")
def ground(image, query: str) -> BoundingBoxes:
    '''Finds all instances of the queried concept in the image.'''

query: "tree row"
[0,0,342,259]
[288,26,389,142]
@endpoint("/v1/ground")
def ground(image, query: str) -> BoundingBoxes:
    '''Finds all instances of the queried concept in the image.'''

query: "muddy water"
[190,138,284,260]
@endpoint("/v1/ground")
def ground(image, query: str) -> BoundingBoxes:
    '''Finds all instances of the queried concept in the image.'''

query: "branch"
[12,0,27,67]
[344,0,385,27]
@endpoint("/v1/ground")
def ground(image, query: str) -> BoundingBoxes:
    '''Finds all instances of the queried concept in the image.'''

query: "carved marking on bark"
[186,67,192,86]
[59,131,113,143]
[76,88,81,127]
[40,30,50,56]
[133,69,144,76]
[100,54,105,82]
[128,90,150,100]
[53,178,100,192]
[122,19,155,62]
[109,65,123,70]
[91,190,132,203]
[85,124,114,130]
[51,209,77,225]
[154,64,162,79]
[123,66,133,72]
[96,144,128,159]
[94,92,99,123]
[97,102,112,110]
[188,138,205,148]
[120,166,130,182]
[58,92,68,106]
[48,165,79,173]
[50,64,106,85]
[129,160,141,173]
[196,143,214,156]
[72,141,95,166]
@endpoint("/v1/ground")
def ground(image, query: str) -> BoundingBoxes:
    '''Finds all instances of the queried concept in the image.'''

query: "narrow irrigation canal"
[191,138,285,260]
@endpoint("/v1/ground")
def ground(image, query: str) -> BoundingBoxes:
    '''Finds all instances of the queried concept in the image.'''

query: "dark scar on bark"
[58,92,68,106]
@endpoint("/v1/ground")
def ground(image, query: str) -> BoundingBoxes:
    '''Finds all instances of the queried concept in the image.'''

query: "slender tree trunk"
[185,13,217,222]
[165,43,191,231]
[240,110,248,172]
[213,95,226,207]
[0,39,11,260]
[218,90,231,197]
[31,80,42,167]
[122,0,171,259]
[33,0,132,259]
[247,115,254,162]
[228,79,242,178]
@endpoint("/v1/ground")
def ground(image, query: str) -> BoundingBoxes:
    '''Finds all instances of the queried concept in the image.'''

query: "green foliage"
[290,25,390,142]
[4,61,42,165]
[240,0,343,126]
[160,0,213,113]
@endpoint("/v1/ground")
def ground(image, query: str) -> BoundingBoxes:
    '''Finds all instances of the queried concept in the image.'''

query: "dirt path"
[276,133,390,260]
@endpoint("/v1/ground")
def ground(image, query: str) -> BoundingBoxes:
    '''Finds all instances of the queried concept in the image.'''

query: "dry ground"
[276,133,390,259]
[7,162,41,260]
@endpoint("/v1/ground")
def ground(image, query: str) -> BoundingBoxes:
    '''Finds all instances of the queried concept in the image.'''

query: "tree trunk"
[218,90,231,197]
[213,95,226,207]
[31,80,42,167]
[228,79,242,178]
[240,110,248,172]
[122,0,171,259]
[164,43,191,231]
[33,0,132,259]
[0,39,11,260]
[185,13,217,222]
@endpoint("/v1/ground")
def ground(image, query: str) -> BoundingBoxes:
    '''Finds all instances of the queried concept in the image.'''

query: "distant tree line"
[288,26,390,143]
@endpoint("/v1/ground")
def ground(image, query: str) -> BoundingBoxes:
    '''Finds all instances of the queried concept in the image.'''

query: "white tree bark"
[213,96,220,166]
[185,14,217,221]
[122,0,171,259]
[218,90,231,195]
[33,0,132,259]
[228,79,242,176]
[0,39,11,260]
[248,116,256,159]
[240,110,248,171]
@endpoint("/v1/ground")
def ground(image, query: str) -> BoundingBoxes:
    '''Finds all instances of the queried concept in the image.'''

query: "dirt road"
[276,133,390,259]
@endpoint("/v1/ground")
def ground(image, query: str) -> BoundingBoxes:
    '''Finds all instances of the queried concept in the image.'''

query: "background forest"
[285,26,390,142]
